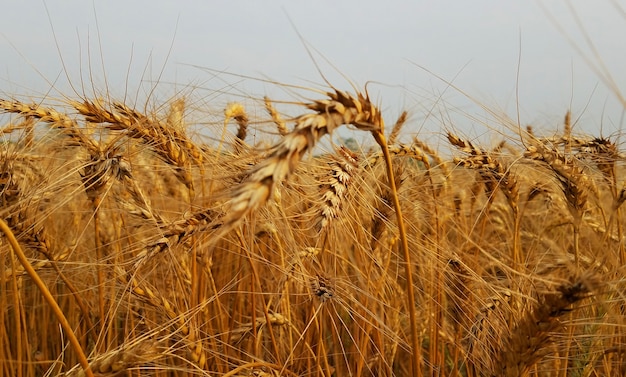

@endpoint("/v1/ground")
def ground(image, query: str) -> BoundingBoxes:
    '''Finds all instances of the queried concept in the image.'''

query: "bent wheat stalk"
[370,129,421,377]
[0,218,93,377]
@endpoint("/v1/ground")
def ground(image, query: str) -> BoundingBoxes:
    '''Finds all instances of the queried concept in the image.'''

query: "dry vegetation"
[1,80,626,377]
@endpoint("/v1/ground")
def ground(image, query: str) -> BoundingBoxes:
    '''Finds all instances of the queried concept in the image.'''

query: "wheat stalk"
[371,165,404,269]
[113,265,207,368]
[0,218,94,377]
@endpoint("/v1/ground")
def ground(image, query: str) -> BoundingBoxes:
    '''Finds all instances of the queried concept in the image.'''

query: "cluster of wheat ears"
[0,81,625,377]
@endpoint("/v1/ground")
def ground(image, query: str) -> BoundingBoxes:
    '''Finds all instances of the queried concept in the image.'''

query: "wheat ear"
[447,132,519,213]
[71,99,202,196]
[142,90,382,255]
[264,96,289,136]
[445,259,471,333]
[316,146,359,232]
[563,110,572,155]
[220,89,383,232]
[366,142,429,168]
[448,132,522,265]
[524,143,589,265]
[228,313,288,344]
[225,102,249,155]
[166,97,186,132]
[412,137,449,179]
[387,110,408,145]
[65,340,161,377]
[0,99,99,152]
[492,273,596,376]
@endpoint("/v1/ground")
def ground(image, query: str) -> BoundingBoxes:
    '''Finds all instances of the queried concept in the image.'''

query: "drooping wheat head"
[524,141,591,265]
[219,89,383,234]
[492,272,597,377]
[448,132,519,214]
[71,98,203,197]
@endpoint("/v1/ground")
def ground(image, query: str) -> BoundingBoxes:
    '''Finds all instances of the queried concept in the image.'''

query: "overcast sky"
[2,1,625,142]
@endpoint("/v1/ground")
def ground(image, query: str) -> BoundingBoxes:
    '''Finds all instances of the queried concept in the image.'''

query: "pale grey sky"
[2,1,625,141]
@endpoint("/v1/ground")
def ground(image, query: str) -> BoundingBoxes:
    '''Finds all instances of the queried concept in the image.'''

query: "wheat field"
[1,78,625,377]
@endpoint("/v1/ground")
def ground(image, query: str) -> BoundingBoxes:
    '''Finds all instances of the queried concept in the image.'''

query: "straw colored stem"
[235,230,281,360]
[0,218,93,377]
[9,247,22,377]
[372,130,421,377]
[41,253,97,340]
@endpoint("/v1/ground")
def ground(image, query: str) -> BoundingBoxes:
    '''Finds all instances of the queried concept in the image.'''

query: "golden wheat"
[2,78,626,377]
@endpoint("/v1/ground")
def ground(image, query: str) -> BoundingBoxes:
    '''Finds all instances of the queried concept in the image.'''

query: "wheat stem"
[371,130,422,377]
[0,218,93,377]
